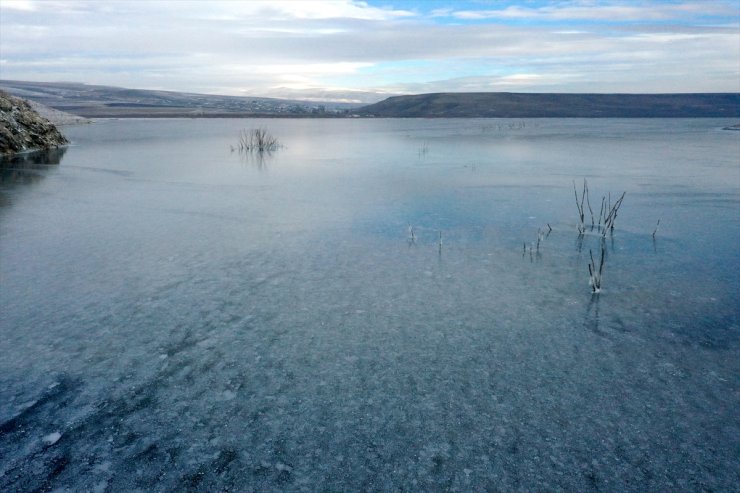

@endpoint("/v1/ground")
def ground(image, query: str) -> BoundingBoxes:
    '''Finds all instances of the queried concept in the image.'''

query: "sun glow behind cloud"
[0,0,737,102]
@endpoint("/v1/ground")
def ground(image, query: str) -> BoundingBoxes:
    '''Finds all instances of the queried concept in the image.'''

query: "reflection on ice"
[0,147,67,186]
[0,146,67,169]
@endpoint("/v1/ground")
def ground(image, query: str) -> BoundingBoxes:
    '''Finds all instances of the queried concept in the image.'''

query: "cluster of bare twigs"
[573,179,625,237]
[415,179,659,295]
[235,128,280,153]
[588,243,606,293]
[572,179,627,293]
[407,223,444,255]
[481,121,528,132]
[523,224,552,261]
[526,180,637,293]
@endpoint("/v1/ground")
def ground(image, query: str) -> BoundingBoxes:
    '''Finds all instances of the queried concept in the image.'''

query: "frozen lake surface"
[1,118,738,491]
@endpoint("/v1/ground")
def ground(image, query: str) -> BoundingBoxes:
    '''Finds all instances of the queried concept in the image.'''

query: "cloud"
[3,0,414,21]
[449,1,738,22]
[0,0,738,101]
[1,0,37,11]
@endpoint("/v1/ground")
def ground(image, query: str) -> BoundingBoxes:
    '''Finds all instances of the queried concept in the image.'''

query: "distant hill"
[3,82,737,119]
[0,80,360,118]
[354,92,740,118]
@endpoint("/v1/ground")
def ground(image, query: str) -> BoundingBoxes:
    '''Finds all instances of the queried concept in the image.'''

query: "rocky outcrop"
[0,91,68,155]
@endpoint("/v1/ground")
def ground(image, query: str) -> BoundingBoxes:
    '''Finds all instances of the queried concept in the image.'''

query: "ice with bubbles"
[1,118,738,491]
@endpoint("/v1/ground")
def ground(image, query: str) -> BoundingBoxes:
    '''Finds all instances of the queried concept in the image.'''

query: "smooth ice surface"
[1,118,738,491]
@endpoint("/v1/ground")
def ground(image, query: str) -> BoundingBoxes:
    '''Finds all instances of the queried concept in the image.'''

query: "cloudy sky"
[0,0,738,102]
